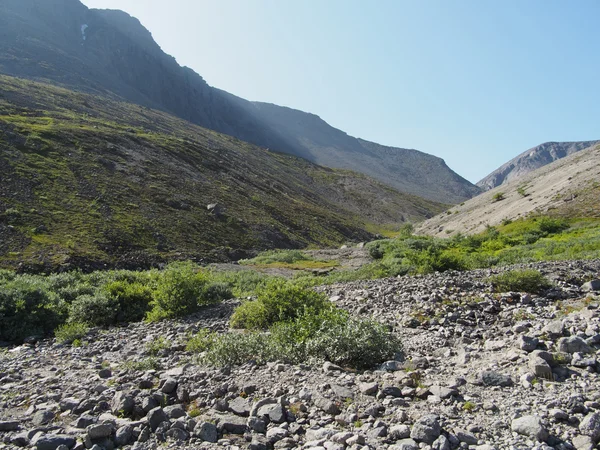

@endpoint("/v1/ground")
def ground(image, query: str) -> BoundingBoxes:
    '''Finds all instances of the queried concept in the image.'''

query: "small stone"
[432,434,451,450]
[257,403,286,423]
[429,385,457,399]
[511,415,549,442]
[98,368,112,379]
[111,391,134,416]
[229,397,251,416]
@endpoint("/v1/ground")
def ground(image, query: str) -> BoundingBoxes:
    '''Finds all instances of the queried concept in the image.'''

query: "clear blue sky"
[81,0,600,183]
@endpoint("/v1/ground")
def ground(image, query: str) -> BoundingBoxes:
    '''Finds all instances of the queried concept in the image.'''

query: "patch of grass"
[488,269,551,293]
[54,322,89,344]
[145,336,171,355]
[462,401,476,412]
[122,357,162,372]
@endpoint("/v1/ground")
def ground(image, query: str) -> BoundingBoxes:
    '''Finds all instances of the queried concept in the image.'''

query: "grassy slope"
[0,75,446,271]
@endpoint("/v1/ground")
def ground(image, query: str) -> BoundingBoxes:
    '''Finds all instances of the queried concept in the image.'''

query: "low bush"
[191,308,402,370]
[0,277,66,342]
[69,292,118,326]
[104,280,153,323]
[488,269,551,293]
[230,280,331,329]
[55,322,89,344]
[147,262,215,321]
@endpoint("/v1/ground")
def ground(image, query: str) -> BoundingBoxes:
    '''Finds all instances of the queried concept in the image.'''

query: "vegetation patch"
[488,270,551,294]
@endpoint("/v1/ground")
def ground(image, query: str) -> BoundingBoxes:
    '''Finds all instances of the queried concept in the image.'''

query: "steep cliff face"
[477,141,600,191]
[0,0,480,204]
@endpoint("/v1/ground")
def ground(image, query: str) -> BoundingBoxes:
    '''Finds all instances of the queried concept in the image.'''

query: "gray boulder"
[557,336,593,354]
[511,415,548,442]
[410,414,441,444]
[579,412,600,442]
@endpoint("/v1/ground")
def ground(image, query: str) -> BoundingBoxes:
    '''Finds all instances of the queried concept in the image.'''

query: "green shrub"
[104,280,153,323]
[69,293,118,326]
[0,277,66,342]
[185,328,216,353]
[488,269,551,293]
[202,282,233,303]
[195,308,402,370]
[145,336,171,355]
[241,250,309,265]
[55,322,89,344]
[492,192,505,202]
[230,280,331,329]
[200,332,273,366]
[147,262,212,321]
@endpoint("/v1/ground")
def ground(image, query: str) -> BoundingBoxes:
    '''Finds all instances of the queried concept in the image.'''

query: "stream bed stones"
[1,260,600,449]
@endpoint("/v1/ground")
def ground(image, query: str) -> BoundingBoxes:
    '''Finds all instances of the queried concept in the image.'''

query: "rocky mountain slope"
[418,143,600,237]
[0,0,479,205]
[0,75,446,271]
[477,141,600,191]
[1,259,600,450]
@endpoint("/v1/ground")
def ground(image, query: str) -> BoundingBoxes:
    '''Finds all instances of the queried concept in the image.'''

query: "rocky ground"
[2,260,600,450]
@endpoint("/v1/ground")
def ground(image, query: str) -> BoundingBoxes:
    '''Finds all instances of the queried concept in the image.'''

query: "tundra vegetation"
[2,216,599,358]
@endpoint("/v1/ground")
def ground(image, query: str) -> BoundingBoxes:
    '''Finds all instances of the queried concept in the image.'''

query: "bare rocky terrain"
[2,260,600,450]
[418,144,600,238]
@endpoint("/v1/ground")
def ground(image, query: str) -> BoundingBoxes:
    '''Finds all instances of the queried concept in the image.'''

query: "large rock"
[256,403,286,423]
[511,415,549,442]
[147,407,169,432]
[314,396,341,415]
[217,415,247,434]
[529,355,553,379]
[194,422,218,443]
[479,370,513,387]
[86,423,113,439]
[229,397,251,416]
[581,280,600,292]
[0,420,20,431]
[32,410,55,426]
[31,434,76,450]
[410,414,441,444]
[579,412,600,442]
[557,336,593,354]
[111,391,134,416]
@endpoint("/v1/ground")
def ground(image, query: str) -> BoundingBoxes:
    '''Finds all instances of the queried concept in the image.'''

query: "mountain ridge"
[477,140,600,191]
[0,74,446,271]
[0,0,479,204]
[418,143,600,237]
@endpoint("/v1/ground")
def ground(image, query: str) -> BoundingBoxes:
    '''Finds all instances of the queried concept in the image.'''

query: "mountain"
[418,143,600,237]
[477,140,600,191]
[0,0,479,204]
[0,75,446,271]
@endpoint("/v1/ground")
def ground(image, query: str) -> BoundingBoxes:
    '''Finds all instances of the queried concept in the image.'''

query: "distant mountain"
[0,0,479,204]
[477,141,600,191]
[418,143,600,237]
[0,75,447,271]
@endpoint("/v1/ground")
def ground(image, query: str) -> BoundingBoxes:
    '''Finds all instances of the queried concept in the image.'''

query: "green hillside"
[0,75,445,271]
